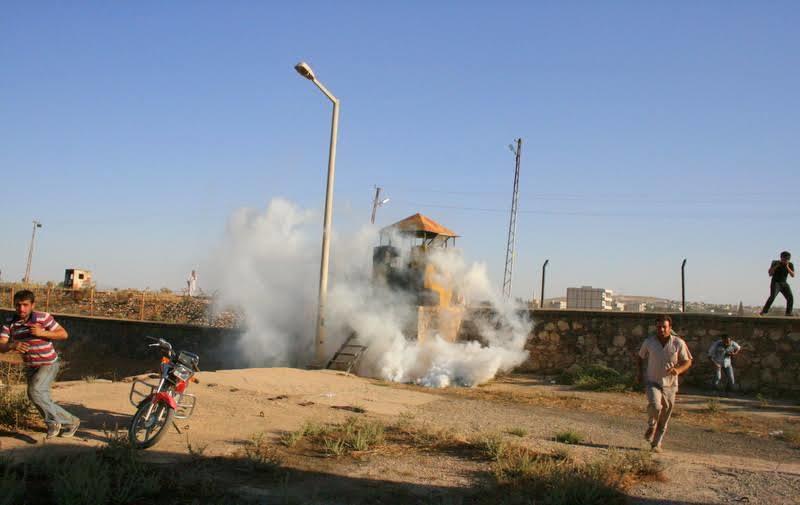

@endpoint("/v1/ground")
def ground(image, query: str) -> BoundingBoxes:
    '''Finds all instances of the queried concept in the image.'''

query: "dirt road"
[1,369,798,504]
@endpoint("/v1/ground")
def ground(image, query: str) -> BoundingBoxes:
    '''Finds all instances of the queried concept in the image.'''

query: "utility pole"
[23,220,43,284]
[370,186,389,225]
[502,138,522,300]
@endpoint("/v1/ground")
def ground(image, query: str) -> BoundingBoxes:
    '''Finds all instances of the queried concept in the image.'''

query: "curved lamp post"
[295,61,340,366]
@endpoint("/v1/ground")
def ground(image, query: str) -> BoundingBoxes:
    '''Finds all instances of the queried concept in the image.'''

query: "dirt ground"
[1,368,798,504]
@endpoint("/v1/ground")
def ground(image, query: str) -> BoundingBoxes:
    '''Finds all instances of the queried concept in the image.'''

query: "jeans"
[712,365,735,391]
[762,281,793,315]
[25,361,76,426]
[646,383,677,447]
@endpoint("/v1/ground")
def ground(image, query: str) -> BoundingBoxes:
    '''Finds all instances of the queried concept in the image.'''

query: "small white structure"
[187,270,198,297]
[64,269,93,289]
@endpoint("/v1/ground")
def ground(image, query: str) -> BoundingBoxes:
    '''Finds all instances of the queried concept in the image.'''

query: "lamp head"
[380,198,390,205]
[294,62,316,81]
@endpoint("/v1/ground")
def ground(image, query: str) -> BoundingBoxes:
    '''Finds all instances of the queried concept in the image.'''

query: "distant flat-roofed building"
[566,286,613,310]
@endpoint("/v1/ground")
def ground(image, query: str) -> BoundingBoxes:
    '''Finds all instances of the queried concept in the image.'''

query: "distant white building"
[546,300,567,309]
[566,286,613,310]
[624,302,646,312]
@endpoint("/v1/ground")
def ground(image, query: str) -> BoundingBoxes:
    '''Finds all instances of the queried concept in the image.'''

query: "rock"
[761,369,774,383]
[788,332,800,342]
[753,329,765,338]
[572,321,584,330]
[763,354,782,369]
[695,329,707,337]
[708,329,721,337]
[545,322,556,331]
[632,325,644,337]
[557,320,570,332]
[612,334,626,347]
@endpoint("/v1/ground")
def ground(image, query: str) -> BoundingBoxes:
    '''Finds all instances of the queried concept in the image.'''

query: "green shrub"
[560,364,633,392]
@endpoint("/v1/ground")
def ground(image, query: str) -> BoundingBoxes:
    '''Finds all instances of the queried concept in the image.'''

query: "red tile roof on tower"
[382,213,457,237]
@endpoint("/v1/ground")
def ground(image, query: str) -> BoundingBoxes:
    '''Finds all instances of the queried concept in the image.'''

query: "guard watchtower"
[373,213,465,342]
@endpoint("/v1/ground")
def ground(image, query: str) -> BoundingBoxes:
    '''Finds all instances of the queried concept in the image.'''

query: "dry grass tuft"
[554,430,583,445]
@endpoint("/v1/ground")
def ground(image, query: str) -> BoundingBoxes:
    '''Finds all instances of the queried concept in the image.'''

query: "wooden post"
[89,288,95,316]
[45,287,52,312]
[140,291,146,321]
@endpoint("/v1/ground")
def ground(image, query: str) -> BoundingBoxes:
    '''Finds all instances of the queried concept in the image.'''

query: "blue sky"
[1,1,798,305]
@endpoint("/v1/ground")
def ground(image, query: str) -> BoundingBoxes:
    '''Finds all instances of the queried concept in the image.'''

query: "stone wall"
[0,310,244,380]
[522,309,800,394]
[3,308,799,393]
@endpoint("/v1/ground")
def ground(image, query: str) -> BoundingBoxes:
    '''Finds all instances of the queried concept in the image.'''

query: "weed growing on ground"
[756,393,771,408]
[779,430,800,448]
[0,459,25,505]
[506,427,528,437]
[554,430,583,445]
[243,434,285,472]
[489,445,664,505]
[705,399,722,413]
[0,385,37,430]
[559,364,634,392]
[477,434,507,461]
[186,434,208,460]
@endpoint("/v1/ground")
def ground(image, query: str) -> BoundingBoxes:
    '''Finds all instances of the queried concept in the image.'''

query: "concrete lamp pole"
[295,61,340,366]
[540,259,549,308]
[23,220,43,285]
[681,258,687,313]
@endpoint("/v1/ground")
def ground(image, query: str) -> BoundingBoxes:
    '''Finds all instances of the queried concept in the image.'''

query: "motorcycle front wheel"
[128,399,175,449]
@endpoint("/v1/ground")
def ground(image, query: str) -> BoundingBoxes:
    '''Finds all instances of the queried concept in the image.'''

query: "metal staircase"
[326,333,368,374]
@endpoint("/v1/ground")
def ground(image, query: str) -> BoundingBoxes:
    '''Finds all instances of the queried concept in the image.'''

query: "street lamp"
[370,186,390,225]
[295,61,340,366]
[23,220,43,284]
[681,258,687,313]
[540,259,549,308]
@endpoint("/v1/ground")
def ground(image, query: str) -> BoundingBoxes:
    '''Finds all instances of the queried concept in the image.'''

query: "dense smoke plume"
[210,198,529,387]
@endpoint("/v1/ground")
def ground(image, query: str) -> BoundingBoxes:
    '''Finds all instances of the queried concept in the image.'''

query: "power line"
[388,199,800,219]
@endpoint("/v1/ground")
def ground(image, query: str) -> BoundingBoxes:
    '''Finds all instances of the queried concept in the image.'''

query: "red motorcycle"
[128,337,199,449]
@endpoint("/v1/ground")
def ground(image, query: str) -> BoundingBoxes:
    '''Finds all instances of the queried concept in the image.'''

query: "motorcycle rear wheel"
[128,400,175,449]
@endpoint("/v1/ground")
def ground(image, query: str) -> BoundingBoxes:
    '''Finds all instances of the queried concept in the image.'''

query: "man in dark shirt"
[760,251,794,316]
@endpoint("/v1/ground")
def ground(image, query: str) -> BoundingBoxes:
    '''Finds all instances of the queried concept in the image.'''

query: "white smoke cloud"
[209,198,530,387]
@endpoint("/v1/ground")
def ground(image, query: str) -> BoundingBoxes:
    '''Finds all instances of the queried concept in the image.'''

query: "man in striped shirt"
[0,290,80,438]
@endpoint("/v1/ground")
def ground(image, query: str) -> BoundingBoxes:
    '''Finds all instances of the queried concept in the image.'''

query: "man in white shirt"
[636,314,693,452]
[708,334,741,393]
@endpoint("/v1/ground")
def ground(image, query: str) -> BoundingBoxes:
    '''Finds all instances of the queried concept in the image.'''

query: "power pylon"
[502,138,522,300]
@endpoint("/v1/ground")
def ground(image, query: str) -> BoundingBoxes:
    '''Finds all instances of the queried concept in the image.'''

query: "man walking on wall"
[0,290,80,438]
[761,251,794,316]
[636,314,693,453]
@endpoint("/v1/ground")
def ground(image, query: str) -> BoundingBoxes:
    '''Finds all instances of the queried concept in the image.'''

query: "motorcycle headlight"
[172,365,192,382]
